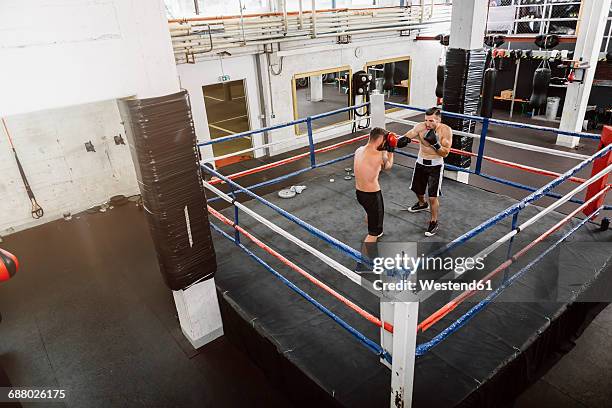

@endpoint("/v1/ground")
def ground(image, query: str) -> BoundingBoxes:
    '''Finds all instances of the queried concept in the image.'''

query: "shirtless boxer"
[354,127,395,242]
[395,107,452,236]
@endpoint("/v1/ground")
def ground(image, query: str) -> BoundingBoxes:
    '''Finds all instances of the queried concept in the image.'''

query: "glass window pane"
[293,69,351,134]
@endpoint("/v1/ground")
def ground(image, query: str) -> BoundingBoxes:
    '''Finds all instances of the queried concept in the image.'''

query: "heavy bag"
[435,34,450,46]
[529,67,551,111]
[480,67,497,118]
[435,64,445,98]
[484,35,505,48]
[383,62,395,91]
[535,34,559,50]
[0,248,18,282]
[352,70,371,96]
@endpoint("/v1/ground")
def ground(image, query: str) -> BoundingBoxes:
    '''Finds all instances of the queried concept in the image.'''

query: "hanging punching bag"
[0,248,18,282]
[529,67,551,111]
[383,62,395,91]
[435,64,445,98]
[480,67,498,118]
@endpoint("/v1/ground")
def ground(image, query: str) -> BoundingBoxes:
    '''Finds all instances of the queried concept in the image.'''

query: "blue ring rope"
[198,103,369,147]
[415,208,600,356]
[431,144,612,257]
[206,151,358,205]
[203,108,610,360]
[202,164,369,266]
[210,221,392,364]
[385,102,601,140]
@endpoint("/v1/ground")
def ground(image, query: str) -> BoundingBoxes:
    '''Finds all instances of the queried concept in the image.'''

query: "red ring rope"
[207,205,394,333]
[207,129,608,335]
[209,134,369,185]
[417,185,610,333]
[212,132,597,189]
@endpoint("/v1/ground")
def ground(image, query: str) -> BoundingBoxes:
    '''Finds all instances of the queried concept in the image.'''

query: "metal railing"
[169,3,452,64]
[486,0,582,37]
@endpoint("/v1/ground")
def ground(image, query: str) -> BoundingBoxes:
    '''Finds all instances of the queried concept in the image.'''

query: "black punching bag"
[480,67,497,118]
[435,64,445,98]
[119,91,217,291]
[383,62,395,91]
[529,67,551,111]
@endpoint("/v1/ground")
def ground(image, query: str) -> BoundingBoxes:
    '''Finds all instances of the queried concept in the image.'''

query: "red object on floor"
[0,248,18,282]
[583,126,612,217]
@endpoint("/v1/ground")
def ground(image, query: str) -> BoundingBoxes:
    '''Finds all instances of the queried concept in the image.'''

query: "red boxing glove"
[377,131,399,152]
[0,248,18,282]
[387,132,399,151]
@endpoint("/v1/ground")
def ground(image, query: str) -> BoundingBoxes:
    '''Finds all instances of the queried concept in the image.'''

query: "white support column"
[370,91,386,129]
[557,0,611,148]
[134,1,224,351]
[444,168,470,184]
[444,0,488,185]
[389,302,419,408]
[173,279,224,348]
[448,0,489,50]
[309,75,323,102]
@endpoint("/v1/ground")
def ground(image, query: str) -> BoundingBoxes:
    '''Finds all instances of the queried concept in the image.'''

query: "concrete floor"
[0,108,610,407]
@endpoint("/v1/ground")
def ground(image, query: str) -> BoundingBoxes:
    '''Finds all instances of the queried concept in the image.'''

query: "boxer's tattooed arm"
[381,151,393,171]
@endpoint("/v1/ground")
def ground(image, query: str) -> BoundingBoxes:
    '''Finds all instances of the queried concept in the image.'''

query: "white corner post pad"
[370,91,386,130]
[173,278,224,349]
[444,168,470,185]
[388,301,419,408]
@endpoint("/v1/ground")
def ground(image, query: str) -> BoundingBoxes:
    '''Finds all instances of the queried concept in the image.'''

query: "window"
[365,57,411,109]
[165,0,270,18]
[292,66,352,134]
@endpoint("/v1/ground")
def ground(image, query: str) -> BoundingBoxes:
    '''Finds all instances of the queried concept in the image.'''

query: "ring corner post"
[306,117,316,168]
[474,118,489,175]
[583,126,612,217]
[231,190,241,245]
[389,301,419,408]
[370,92,386,130]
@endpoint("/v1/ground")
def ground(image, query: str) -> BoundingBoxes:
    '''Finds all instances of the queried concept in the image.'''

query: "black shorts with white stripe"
[410,162,443,198]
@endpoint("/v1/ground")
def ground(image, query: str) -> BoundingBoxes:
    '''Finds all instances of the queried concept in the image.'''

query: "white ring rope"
[386,116,591,161]
[202,116,372,164]
[474,163,612,261]
[203,180,384,298]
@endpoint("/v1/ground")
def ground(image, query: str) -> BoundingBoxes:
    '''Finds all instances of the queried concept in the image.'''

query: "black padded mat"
[210,162,612,407]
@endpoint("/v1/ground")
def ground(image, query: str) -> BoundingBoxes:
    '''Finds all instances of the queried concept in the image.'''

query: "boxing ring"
[198,98,612,408]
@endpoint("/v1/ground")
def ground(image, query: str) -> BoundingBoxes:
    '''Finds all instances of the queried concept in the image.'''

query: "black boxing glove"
[424,129,441,151]
[396,136,410,149]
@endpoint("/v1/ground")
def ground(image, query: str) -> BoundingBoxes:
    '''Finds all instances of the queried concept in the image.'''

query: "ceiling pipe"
[311,0,317,38]
[298,0,303,29]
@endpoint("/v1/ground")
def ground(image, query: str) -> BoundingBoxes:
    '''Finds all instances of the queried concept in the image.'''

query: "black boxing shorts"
[356,190,384,236]
[410,156,444,198]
